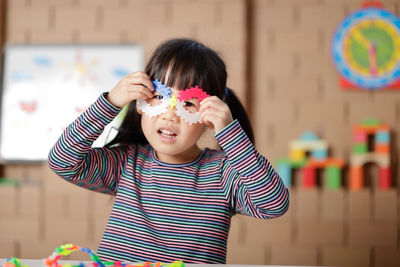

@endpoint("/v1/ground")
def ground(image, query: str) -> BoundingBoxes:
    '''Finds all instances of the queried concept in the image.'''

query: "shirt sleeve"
[48,93,127,195]
[215,119,290,219]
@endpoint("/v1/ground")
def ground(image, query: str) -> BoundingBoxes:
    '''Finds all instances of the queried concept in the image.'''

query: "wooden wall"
[0,1,399,266]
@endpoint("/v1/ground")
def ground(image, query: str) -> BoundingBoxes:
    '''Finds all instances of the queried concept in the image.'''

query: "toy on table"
[276,131,345,189]
[349,118,391,191]
[3,244,184,267]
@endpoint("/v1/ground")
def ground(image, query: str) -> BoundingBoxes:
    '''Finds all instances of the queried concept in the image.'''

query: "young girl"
[48,38,289,264]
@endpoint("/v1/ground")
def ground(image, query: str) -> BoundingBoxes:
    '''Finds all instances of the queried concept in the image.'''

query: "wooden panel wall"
[0,1,400,266]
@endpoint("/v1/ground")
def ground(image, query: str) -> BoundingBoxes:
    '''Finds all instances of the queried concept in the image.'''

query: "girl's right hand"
[106,71,154,108]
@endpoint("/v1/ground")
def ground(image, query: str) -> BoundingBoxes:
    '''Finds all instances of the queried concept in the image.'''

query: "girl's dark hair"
[106,38,254,147]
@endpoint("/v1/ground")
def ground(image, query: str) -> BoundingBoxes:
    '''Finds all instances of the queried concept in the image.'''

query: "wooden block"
[374,248,400,267]
[0,218,40,242]
[44,192,68,219]
[92,192,114,218]
[102,7,145,32]
[19,183,41,219]
[372,189,397,223]
[140,0,169,27]
[321,189,345,222]
[270,246,317,266]
[227,214,246,247]
[348,223,397,248]
[243,216,292,246]
[54,7,96,32]
[298,101,345,126]
[93,215,108,245]
[77,0,124,8]
[297,222,344,246]
[29,30,75,43]
[44,219,89,244]
[276,30,320,55]
[219,0,245,27]
[0,241,17,258]
[171,0,217,26]
[274,0,321,6]
[274,76,320,102]
[298,51,337,76]
[20,241,56,259]
[66,191,90,219]
[295,188,319,222]
[0,185,17,217]
[253,102,295,125]
[6,0,26,8]
[28,0,74,7]
[348,189,371,222]
[255,51,294,77]
[226,245,266,265]
[322,247,370,267]
[7,7,49,32]
[77,31,121,43]
[253,5,294,31]
[298,6,344,32]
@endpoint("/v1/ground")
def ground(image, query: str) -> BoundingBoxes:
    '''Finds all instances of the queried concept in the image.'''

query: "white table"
[0,259,314,267]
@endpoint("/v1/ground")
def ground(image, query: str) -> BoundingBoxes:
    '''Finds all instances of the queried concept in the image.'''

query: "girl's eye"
[184,101,194,107]
[148,94,163,106]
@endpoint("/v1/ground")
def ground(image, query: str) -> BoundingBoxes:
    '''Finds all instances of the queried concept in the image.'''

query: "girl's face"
[139,87,207,164]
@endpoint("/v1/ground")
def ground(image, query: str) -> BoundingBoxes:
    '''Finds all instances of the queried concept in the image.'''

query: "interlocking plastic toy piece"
[169,95,177,109]
[178,86,210,102]
[152,79,172,98]
[45,243,105,267]
[42,244,185,267]
[3,258,27,267]
[137,98,169,118]
[2,246,185,267]
[175,101,200,125]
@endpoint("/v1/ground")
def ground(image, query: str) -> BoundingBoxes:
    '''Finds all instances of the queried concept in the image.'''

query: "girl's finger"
[199,101,229,114]
[126,72,154,91]
[199,108,225,123]
[129,84,154,99]
[129,91,152,100]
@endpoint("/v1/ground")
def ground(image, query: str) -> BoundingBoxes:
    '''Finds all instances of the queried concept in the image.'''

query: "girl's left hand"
[199,96,233,133]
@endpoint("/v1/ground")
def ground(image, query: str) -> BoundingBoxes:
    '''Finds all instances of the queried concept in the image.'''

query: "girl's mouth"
[157,129,177,140]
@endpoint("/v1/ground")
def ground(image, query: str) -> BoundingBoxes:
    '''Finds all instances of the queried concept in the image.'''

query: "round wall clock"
[332,4,400,90]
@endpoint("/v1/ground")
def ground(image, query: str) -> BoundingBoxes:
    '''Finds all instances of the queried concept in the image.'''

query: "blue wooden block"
[277,162,292,187]
[312,149,328,160]
[375,131,390,143]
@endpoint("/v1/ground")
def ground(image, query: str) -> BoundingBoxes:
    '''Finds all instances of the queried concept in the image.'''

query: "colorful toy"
[3,244,184,267]
[137,80,210,125]
[332,1,400,90]
[349,118,391,191]
[276,131,345,189]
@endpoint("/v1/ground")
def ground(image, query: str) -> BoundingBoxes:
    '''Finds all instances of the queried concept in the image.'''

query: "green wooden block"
[361,118,380,126]
[353,143,367,154]
[326,167,341,189]
[291,158,308,168]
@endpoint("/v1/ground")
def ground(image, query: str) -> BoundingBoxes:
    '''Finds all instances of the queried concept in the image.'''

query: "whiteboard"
[1,44,144,161]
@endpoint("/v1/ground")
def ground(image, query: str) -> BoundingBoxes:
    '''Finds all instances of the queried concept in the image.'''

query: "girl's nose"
[161,96,179,122]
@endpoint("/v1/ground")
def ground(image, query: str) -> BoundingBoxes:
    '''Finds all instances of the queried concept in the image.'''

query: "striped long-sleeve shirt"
[48,93,289,264]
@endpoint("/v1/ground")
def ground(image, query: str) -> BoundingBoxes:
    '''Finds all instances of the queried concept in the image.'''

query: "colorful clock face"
[332,8,400,89]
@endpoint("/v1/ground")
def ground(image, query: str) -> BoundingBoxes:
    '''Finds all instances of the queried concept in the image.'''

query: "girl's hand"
[106,71,154,108]
[199,96,233,133]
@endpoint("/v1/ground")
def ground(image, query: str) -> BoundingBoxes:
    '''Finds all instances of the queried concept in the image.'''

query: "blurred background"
[0,0,399,267]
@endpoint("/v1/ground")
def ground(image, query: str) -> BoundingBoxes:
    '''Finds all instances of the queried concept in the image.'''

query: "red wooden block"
[302,166,316,188]
[379,167,391,190]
